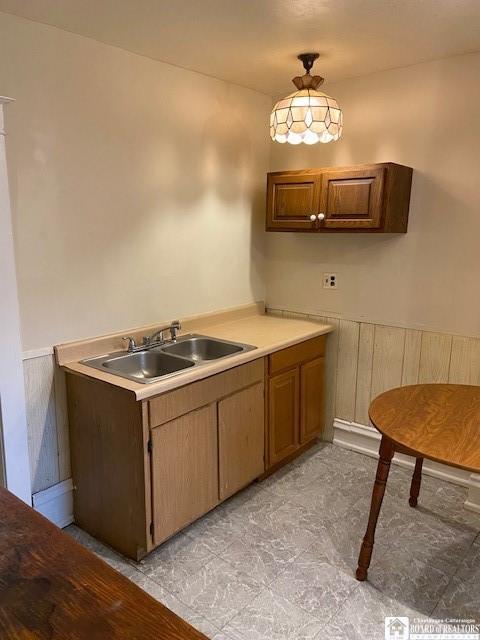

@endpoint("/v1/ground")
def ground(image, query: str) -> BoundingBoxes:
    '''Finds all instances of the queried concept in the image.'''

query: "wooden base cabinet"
[66,360,265,560]
[67,375,151,561]
[266,162,412,233]
[66,336,328,560]
[266,337,325,470]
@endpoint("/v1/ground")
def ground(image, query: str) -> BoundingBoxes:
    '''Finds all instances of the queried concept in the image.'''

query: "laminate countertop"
[56,304,333,401]
[0,487,207,640]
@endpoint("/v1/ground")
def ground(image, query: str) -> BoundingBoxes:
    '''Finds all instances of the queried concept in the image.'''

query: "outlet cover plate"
[323,273,338,289]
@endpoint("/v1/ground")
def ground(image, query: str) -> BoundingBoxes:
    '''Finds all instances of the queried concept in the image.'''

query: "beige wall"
[0,12,271,351]
[267,52,480,338]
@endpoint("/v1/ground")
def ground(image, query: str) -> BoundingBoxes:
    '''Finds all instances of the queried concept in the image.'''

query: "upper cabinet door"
[266,172,321,230]
[319,166,385,230]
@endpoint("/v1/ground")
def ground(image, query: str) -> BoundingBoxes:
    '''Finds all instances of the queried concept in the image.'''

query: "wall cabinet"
[266,336,325,470]
[266,162,412,233]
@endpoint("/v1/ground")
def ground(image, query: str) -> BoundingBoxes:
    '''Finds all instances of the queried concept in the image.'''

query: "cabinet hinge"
[149,521,154,537]
[147,439,152,454]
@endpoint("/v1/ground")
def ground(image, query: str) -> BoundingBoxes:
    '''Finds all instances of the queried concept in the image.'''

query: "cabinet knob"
[309,214,317,221]
[318,213,326,221]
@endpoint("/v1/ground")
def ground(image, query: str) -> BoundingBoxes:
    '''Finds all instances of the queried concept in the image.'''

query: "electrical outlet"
[323,273,338,289]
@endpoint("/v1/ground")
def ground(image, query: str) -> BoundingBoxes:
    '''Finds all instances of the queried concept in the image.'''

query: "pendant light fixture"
[270,53,343,145]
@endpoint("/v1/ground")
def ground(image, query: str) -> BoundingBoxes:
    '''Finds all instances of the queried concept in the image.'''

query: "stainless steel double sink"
[82,334,256,384]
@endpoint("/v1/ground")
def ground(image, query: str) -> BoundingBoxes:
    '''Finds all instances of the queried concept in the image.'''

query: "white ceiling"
[1,0,480,96]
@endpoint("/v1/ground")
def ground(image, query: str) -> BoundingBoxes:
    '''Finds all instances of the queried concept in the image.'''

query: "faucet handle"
[122,336,137,352]
[170,320,181,341]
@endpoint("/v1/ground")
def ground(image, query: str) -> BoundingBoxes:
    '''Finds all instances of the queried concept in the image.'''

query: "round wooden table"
[356,384,480,581]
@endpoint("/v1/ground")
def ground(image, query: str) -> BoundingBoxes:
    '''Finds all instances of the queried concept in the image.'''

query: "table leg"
[356,436,394,581]
[409,458,423,507]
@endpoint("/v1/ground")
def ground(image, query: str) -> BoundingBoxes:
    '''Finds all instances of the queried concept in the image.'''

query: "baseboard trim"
[32,478,73,528]
[464,474,480,514]
[464,499,480,514]
[333,418,480,513]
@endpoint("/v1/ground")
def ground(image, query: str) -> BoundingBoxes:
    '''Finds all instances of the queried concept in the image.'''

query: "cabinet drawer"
[268,336,325,375]
[149,359,264,428]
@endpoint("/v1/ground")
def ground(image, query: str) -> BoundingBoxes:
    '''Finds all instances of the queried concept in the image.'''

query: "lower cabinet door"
[218,383,265,500]
[300,357,325,443]
[151,404,218,545]
[268,368,300,466]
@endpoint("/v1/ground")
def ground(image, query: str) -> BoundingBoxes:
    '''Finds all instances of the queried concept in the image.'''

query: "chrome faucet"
[147,320,181,344]
[169,320,181,341]
[122,336,138,352]
[123,320,182,352]
[147,327,166,345]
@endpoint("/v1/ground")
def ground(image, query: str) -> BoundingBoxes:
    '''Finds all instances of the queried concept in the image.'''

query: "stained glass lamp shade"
[270,53,343,145]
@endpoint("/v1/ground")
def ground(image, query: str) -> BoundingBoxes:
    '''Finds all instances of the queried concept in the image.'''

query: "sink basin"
[162,336,246,362]
[82,333,256,383]
[96,350,194,382]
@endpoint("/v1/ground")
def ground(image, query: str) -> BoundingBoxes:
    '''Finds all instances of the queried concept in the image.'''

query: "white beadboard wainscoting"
[22,312,480,527]
[22,348,73,526]
[267,308,480,513]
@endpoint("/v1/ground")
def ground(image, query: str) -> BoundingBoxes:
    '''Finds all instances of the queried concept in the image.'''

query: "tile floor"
[67,443,480,639]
